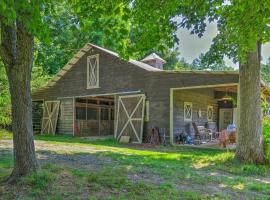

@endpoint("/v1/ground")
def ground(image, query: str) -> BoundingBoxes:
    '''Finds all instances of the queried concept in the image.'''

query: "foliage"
[0,1,53,41]
[190,53,235,71]
[0,63,51,127]
[70,0,182,59]
[261,60,270,85]
[34,1,186,74]
[31,67,52,90]
[263,116,270,157]
[0,129,12,140]
[261,93,270,115]
[0,63,11,127]
[180,1,270,62]
[35,2,127,74]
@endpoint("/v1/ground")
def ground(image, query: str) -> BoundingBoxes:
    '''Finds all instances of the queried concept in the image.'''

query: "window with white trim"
[207,105,214,121]
[87,54,99,89]
[184,102,192,122]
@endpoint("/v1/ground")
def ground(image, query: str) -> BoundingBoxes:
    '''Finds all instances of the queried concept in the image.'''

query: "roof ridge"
[88,43,162,71]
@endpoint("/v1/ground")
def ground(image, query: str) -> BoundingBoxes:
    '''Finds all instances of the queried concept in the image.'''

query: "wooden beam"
[171,83,238,90]
[170,88,174,144]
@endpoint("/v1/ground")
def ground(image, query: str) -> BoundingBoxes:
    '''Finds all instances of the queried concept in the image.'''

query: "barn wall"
[173,88,218,140]
[57,98,74,135]
[32,47,150,100]
[32,44,239,141]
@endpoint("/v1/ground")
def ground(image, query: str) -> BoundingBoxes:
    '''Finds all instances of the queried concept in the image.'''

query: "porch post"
[236,84,240,140]
[72,97,75,136]
[170,88,174,144]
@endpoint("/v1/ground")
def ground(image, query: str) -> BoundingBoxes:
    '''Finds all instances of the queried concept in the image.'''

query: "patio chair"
[206,122,220,140]
[192,122,210,144]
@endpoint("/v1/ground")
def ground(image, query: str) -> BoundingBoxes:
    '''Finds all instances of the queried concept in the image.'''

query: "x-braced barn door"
[41,101,60,135]
[115,94,145,143]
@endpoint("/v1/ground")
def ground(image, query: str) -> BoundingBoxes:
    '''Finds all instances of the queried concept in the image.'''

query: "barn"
[32,43,270,144]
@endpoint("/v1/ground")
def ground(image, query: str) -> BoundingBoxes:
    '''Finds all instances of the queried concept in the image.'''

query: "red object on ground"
[74,122,80,136]
[219,130,229,148]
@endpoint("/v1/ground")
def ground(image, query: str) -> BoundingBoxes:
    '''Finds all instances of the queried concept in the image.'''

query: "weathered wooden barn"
[32,43,270,144]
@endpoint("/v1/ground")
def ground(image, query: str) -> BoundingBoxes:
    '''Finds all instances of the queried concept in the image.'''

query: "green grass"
[0,129,12,140]
[0,151,13,179]
[1,131,270,199]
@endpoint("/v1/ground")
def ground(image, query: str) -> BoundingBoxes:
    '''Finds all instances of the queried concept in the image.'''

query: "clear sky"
[175,23,270,68]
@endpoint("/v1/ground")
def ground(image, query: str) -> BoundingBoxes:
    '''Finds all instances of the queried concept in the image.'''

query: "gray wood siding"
[32,45,239,139]
[57,98,74,135]
[173,88,218,138]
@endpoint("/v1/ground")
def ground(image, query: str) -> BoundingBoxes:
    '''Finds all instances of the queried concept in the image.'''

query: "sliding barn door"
[41,101,60,135]
[115,94,145,143]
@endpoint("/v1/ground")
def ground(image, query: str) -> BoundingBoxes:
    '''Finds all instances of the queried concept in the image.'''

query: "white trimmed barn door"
[115,94,145,143]
[41,101,60,135]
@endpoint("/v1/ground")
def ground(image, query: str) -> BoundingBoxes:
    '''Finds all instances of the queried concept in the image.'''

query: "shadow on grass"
[35,134,226,155]
[34,134,270,176]
[1,142,270,200]
[2,134,270,180]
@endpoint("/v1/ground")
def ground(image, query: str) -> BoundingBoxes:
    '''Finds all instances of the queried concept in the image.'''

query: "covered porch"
[170,84,238,145]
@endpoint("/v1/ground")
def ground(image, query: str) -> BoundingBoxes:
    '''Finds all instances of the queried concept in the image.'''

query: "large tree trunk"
[0,21,38,181]
[235,43,265,164]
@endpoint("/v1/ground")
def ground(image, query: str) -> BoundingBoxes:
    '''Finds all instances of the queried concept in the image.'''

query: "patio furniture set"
[175,122,236,147]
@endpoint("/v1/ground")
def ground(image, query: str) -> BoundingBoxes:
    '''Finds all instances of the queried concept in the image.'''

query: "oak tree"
[0,0,181,181]
[180,0,270,163]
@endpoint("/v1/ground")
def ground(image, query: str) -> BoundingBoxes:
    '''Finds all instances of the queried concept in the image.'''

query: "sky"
[175,23,270,69]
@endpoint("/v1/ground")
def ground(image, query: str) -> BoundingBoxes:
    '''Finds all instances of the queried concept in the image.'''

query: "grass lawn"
[1,131,270,200]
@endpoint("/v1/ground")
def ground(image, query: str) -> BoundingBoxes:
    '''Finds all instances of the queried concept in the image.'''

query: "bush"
[263,116,270,158]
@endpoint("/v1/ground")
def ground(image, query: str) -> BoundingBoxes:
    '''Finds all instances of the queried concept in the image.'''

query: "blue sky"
[175,23,270,69]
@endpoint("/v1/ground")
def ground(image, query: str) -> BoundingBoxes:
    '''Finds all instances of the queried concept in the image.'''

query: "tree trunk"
[0,21,38,182]
[235,43,265,164]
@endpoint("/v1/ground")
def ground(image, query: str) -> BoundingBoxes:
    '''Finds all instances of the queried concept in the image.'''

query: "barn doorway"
[32,100,44,134]
[74,96,115,136]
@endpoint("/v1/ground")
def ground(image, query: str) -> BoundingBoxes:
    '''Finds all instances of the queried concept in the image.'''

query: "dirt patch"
[54,170,91,200]
[128,172,164,185]
[1,139,269,200]
[37,151,114,171]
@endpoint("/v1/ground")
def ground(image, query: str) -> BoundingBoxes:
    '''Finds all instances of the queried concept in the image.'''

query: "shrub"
[263,116,270,158]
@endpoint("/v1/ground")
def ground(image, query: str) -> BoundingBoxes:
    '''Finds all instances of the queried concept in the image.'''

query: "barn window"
[111,109,114,120]
[76,107,86,120]
[100,108,109,120]
[87,54,99,89]
[184,102,192,122]
[87,107,97,120]
[207,105,214,121]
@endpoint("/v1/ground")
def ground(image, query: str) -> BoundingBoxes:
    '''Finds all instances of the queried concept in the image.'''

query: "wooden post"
[170,88,174,144]
[236,84,240,140]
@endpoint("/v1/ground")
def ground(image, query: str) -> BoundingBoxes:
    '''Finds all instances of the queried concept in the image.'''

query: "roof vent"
[141,53,166,70]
